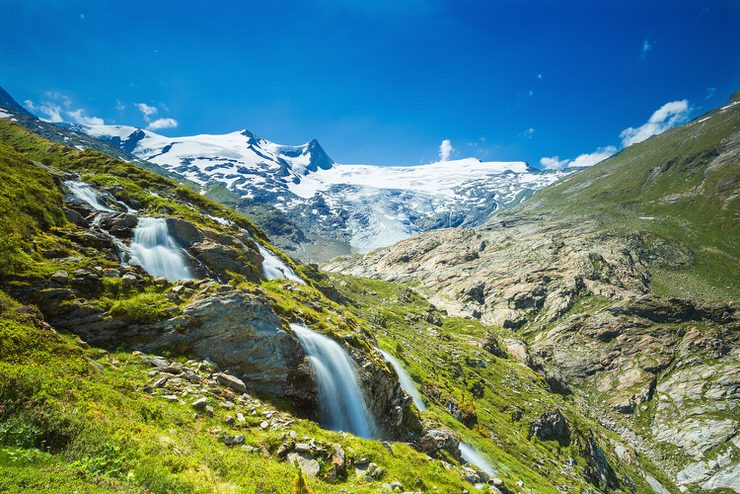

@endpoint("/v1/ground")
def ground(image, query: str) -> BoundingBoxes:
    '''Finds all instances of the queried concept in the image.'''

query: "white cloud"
[640,38,652,59]
[705,87,716,100]
[523,128,535,139]
[438,139,454,161]
[135,102,158,118]
[25,92,105,125]
[539,156,570,170]
[537,73,542,79]
[39,103,63,123]
[619,100,689,146]
[147,117,178,130]
[539,146,617,170]
[539,98,690,171]
[67,108,105,126]
[569,146,617,167]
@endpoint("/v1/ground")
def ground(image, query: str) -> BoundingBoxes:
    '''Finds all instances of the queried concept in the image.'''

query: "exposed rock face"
[528,410,570,445]
[325,214,740,490]
[324,219,650,328]
[145,291,302,395]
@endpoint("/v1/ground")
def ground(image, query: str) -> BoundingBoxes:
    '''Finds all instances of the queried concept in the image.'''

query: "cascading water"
[291,323,376,438]
[239,227,305,284]
[460,442,497,480]
[128,217,192,281]
[378,346,496,482]
[64,180,114,212]
[377,348,426,411]
[258,245,306,284]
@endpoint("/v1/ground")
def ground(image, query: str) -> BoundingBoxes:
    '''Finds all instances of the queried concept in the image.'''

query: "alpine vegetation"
[0,3,737,493]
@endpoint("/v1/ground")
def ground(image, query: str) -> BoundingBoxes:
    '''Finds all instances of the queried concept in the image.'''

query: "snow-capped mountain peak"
[73,122,574,259]
[81,124,335,192]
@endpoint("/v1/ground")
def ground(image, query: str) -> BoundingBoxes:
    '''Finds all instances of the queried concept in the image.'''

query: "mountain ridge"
[324,93,740,493]
[0,85,573,261]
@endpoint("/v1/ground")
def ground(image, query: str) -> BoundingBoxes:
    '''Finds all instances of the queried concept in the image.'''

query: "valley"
[0,85,737,494]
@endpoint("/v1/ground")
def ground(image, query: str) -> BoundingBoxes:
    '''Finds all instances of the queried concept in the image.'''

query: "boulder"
[216,373,247,394]
[189,240,261,282]
[143,291,304,396]
[63,207,87,226]
[49,270,69,286]
[98,213,138,238]
[286,452,320,477]
[419,425,460,459]
[166,217,204,247]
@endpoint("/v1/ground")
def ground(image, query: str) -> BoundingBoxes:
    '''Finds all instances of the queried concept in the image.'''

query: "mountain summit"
[73,120,572,259]
[0,85,573,260]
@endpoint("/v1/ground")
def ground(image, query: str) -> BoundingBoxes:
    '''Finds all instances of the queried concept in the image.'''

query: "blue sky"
[1,0,738,166]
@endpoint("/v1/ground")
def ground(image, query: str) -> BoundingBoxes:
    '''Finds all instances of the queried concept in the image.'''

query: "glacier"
[75,124,575,259]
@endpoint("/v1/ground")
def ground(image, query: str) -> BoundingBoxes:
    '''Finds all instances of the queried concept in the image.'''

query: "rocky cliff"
[325,95,740,492]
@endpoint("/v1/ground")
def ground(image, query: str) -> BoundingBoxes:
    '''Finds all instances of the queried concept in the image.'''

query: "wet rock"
[98,213,138,238]
[63,207,87,226]
[165,217,204,247]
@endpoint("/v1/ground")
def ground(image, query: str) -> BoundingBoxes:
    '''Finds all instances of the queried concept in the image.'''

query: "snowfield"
[77,124,574,255]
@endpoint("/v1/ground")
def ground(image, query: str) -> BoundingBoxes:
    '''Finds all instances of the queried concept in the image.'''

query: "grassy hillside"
[0,117,684,493]
[520,95,739,300]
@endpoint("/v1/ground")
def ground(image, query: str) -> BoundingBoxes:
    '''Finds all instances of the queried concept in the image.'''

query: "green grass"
[0,291,478,493]
[327,273,682,494]
[519,101,740,301]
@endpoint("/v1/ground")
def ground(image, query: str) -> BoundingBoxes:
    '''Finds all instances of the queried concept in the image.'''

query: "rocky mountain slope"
[325,93,740,493]
[0,100,686,492]
[0,87,572,262]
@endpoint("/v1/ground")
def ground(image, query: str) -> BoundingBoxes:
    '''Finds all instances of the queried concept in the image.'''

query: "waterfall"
[377,348,426,411]
[377,346,495,480]
[258,244,306,284]
[291,323,376,438]
[64,180,114,212]
[128,217,192,281]
[239,227,305,284]
[460,442,497,478]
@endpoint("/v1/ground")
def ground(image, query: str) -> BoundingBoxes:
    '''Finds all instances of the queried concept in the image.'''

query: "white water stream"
[259,244,306,284]
[460,442,497,479]
[291,323,376,438]
[378,348,427,411]
[128,217,192,281]
[238,227,305,284]
[378,346,496,482]
[64,180,114,212]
